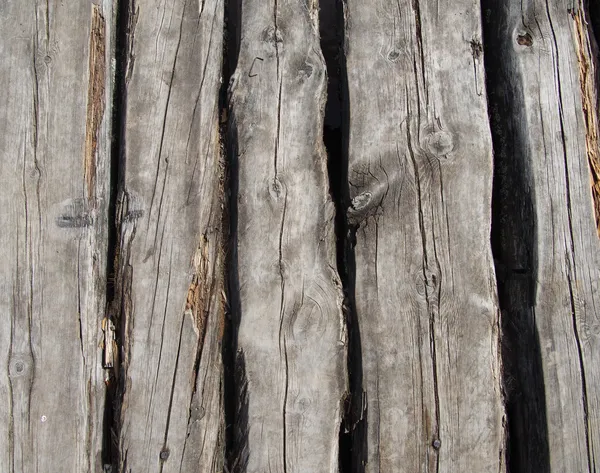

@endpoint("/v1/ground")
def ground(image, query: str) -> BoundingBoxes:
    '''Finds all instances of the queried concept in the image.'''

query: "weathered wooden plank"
[344,0,506,471]
[114,1,226,471]
[228,0,347,471]
[0,1,114,471]
[484,1,600,471]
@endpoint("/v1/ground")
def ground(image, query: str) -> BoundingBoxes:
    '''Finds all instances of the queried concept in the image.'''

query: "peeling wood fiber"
[84,5,106,204]
[113,1,226,472]
[573,7,600,237]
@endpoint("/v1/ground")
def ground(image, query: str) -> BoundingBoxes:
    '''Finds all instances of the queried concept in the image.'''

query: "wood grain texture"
[484,1,600,471]
[0,1,114,471]
[228,0,347,471]
[114,0,226,471]
[344,0,506,471]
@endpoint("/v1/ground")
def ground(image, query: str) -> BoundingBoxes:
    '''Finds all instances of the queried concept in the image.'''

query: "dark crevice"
[221,0,242,469]
[588,0,600,56]
[101,0,134,470]
[481,2,550,473]
[319,1,365,472]
[101,0,130,470]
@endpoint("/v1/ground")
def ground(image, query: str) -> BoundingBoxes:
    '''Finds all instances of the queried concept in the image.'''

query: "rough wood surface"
[484,1,600,471]
[114,1,226,471]
[344,1,506,471]
[228,0,347,471]
[0,1,114,471]
[1,0,600,471]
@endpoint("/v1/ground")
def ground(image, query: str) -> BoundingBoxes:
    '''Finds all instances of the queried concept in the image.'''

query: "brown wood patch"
[186,235,211,345]
[84,4,106,203]
[573,8,600,236]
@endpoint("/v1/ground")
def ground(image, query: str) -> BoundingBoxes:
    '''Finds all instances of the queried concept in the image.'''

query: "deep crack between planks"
[320,0,365,471]
[102,0,131,468]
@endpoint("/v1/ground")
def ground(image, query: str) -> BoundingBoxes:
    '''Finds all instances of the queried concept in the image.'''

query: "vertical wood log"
[344,1,506,471]
[228,0,347,471]
[0,1,114,471]
[484,1,600,471]
[115,1,226,471]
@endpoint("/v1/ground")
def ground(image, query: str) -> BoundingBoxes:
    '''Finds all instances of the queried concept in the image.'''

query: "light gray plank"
[0,1,114,471]
[115,0,226,471]
[484,1,600,471]
[228,0,347,471]
[344,0,506,471]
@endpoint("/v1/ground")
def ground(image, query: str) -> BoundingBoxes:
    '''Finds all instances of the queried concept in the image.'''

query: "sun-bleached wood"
[0,1,114,471]
[1,0,599,471]
[228,0,347,471]
[344,1,506,471]
[114,1,226,472]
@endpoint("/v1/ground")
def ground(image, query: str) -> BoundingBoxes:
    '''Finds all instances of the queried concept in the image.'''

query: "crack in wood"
[320,1,364,471]
[545,6,594,468]
[406,89,442,455]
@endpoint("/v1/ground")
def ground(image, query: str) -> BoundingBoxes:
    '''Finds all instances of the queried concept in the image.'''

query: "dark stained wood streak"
[483,0,600,471]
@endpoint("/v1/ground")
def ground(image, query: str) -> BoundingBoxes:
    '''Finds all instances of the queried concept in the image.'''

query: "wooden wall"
[0,1,598,472]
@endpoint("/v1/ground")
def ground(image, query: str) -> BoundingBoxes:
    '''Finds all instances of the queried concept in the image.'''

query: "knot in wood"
[425,271,439,290]
[351,192,372,211]
[424,130,455,158]
[10,357,29,377]
[269,177,284,199]
[159,448,170,461]
[296,62,314,80]
[347,192,374,226]
[415,272,426,297]
[516,32,533,47]
[262,25,283,48]
[387,49,401,62]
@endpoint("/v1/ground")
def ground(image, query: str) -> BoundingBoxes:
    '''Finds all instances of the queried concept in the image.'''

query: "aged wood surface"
[228,0,347,471]
[1,0,599,471]
[114,0,226,471]
[0,1,114,471]
[484,1,600,471]
[344,0,506,471]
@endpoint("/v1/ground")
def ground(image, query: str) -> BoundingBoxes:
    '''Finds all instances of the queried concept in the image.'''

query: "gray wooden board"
[344,0,506,471]
[0,0,114,471]
[228,0,347,471]
[484,1,600,471]
[115,0,226,471]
